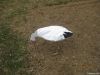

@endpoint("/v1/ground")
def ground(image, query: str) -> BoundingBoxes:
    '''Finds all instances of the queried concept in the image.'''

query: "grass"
[0,0,27,74]
[40,0,73,6]
[0,22,27,75]
[0,0,94,75]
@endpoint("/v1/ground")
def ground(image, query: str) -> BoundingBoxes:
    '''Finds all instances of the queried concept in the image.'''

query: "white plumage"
[30,25,73,42]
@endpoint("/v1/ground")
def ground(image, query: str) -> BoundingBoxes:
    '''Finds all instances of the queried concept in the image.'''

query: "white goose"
[30,25,73,42]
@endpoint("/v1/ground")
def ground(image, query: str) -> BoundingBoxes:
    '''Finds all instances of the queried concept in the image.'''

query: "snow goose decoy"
[30,25,73,42]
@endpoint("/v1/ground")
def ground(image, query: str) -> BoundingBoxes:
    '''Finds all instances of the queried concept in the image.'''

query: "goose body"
[30,25,73,42]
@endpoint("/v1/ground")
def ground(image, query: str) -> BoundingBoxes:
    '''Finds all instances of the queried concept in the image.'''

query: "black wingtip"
[63,32,73,38]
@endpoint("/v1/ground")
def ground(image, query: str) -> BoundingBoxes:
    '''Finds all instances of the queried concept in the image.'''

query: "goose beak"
[29,40,36,44]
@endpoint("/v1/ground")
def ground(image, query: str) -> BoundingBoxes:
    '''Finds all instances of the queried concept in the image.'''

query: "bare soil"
[21,0,100,75]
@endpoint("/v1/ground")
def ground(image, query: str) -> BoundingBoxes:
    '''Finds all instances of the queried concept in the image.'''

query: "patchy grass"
[0,22,27,75]
[39,0,73,6]
[0,0,99,75]
[0,0,85,12]
[0,0,28,74]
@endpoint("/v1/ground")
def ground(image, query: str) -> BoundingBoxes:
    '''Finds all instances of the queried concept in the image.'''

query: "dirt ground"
[0,0,100,75]
[18,0,100,75]
[20,0,100,75]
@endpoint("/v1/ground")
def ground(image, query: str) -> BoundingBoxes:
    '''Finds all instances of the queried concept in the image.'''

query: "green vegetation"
[0,23,27,75]
[0,0,90,75]
[40,0,72,6]
[0,0,27,74]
